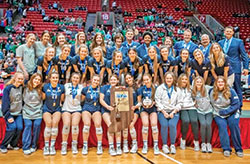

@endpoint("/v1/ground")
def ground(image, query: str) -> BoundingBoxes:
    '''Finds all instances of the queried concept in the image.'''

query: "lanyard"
[49,84,58,105]
[72,84,78,99]
[165,84,174,100]
[129,59,135,76]
[89,86,98,102]
[60,57,68,75]
[113,63,120,77]
[79,56,87,73]
[148,57,154,73]
[144,85,152,98]
[183,41,191,50]
[94,60,100,74]
[45,60,52,76]
[163,59,170,73]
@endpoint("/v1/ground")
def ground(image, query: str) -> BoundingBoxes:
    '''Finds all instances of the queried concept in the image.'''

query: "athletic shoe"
[201,143,207,153]
[141,145,148,154]
[123,144,129,153]
[30,148,37,153]
[43,146,50,156]
[97,145,103,155]
[194,141,200,151]
[109,147,117,156]
[0,148,7,153]
[61,143,67,155]
[223,150,231,157]
[82,145,88,155]
[7,145,19,150]
[72,142,78,155]
[170,145,176,154]
[154,145,160,155]
[162,145,169,154]
[116,146,122,155]
[180,138,186,150]
[50,146,56,155]
[206,143,213,153]
[23,149,31,155]
[130,143,138,153]
[236,151,244,157]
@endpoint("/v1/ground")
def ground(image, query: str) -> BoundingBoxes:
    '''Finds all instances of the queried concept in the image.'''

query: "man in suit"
[219,26,249,110]
[199,34,211,59]
[174,29,198,58]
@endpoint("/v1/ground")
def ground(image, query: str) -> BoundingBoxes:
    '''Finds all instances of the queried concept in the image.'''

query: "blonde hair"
[92,46,105,65]
[148,46,158,75]
[5,72,24,87]
[193,49,204,61]
[27,73,43,95]
[111,50,123,68]
[213,76,231,100]
[42,47,55,70]
[76,44,89,55]
[209,43,225,69]
[164,71,177,90]
[75,32,86,47]
[192,76,206,97]
[177,73,191,91]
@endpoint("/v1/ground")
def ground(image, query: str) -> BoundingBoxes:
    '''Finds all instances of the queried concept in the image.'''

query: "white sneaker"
[50,146,56,155]
[180,138,186,150]
[141,145,148,154]
[72,142,78,154]
[154,145,160,155]
[82,145,88,155]
[23,149,31,155]
[30,148,37,153]
[130,143,138,153]
[109,147,117,156]
[7,145,19,150]
[123,144,129,153]
[61,143,67,155]
[206,143,213,153]
[0,148,7,153]
[170,145,176,154]
[201,143,206,153]
[162,145,169,154]
[116,146,122,155]
[43,146,50,156]
[194,141,200,151]
[97,145,103,155]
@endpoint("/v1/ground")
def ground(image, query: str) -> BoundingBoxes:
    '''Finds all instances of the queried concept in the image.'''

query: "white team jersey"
[62,83,83,112]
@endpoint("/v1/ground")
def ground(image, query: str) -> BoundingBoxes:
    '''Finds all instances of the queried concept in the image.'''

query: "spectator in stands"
[5,7,13,26]
[4,51,17,74]
[112,1,117,10]
[199,34,211,58]
[175,5,181,11]
[76,16,83,29]
[48,3,52,9]
[195,24,202,39]
[219,26,249,111]
[23,8,27,18]
[53,1,58,9]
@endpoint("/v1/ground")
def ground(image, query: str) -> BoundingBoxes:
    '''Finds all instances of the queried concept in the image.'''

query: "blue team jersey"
[160,56,176,74]
[124,57,144,79]
[53,56,72,80]
[174,56,192,76]
[106,60,126,77]
[37,56,55,81]
[106,46,129,60]
[100,85,112,106]
[137,85,156,111]
[142,55,161,75]
[88,57,107,74]
[42,83,65,113]
[72,55,90,74]
[191,58,211,77]
[213,55,234,76]
[81,86,101,112]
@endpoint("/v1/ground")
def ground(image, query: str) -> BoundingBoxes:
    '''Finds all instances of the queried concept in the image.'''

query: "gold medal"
[94,102,96,106]
[53,102,56,106]
[45,75,48,79]
[62,74,64,78]
[169,99,171,104]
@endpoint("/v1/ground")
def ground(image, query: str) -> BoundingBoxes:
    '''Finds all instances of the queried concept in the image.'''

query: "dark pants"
[233,73,243,108]
[180,110,199,140]
[0,115,23,149]
[214,113,242,152]
[198,113,213,143]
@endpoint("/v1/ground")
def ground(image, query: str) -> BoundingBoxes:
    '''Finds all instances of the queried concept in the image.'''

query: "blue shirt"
[100,85,112,106]
[81,86,101,112]
[160,56,176,74]
[106,60,126,77]
[137,85,156,110]
[53,56,72,80]
[42,83,65,113]
[213,55,234,76]
[37,56,55,80]
[142,55,161,76]
[174,40,198,58]
[191,58,211,77]
[106,46,129,60]
[136,44,160,59]
[121,40,140,49]
[199,43,211,59]
[72,55,90,75]
[124,56,144,79]
[174,56,191,76]
[88,57,107,74]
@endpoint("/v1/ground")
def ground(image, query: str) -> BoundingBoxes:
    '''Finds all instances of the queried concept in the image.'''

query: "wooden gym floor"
[0,147,250,164]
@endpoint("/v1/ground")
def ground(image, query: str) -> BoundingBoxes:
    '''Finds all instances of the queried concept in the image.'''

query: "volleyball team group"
[0,26,248,158]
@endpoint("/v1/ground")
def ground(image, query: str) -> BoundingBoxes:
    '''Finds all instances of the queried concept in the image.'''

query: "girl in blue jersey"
[54,44,72,84]
[159,45,176,83]
[210,76,243,157]
[88,47,107,84]
[37,47,56,82]
[61,73,83,155]
[70,32,86,57]
[123,73,141,153]
[209,43,234,87]
[106,50,126,84]
[81,74,103,155]
[137,73,159,155]
[100,74,121,156]
[42,72,65,155]
[143,46,161,85]
[175,49,191,76]
[72,44,90,85]
[0,72,24,153]
[22,73,43,155]
[124,48,144,87]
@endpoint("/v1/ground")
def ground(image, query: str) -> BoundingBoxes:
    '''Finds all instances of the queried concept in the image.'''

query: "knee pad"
[96,127,103,135]
[72,126,79,134]
[51,128,58,136]
[123,129,128,136]
[130,128,137,138]
[62,126,70,134]
[44,127,51,137]
[83,125,90,133]
[142,126,148,134]
[152,126,158,134]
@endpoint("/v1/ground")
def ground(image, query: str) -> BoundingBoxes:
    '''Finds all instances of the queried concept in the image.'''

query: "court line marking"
[159,152,183,164]
[136,152,155,164]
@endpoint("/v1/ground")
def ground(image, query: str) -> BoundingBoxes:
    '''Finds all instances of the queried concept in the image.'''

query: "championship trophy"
[109,86,134,133]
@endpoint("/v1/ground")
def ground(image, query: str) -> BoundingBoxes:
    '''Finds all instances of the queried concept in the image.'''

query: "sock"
[72,140,77,144]
[143,140,147,146]
[83,141,88,146]
[154,140,158,146]
[51,139,56,147]
[132,140,137,145]
[62,141,67,145]
[45,141,49,147]
[117,142,121,148]
[123,140,128,145]
[97,141,102,147]
[109,142,114,149]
